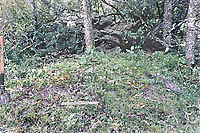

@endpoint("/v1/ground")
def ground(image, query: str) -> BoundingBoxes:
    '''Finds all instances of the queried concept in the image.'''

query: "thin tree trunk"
[163,0,172,52]
[186,0,198,67]
[82,0,94,52]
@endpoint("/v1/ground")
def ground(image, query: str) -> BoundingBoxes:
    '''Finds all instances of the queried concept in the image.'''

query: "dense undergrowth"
[0,51,199,132]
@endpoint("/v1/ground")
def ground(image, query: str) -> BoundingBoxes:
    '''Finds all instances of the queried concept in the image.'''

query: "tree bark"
[163,0,172,52]
[186,0,198,67]
[82,0,94,52]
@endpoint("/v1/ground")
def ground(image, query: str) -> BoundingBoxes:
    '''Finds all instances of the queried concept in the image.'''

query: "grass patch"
[0,51,199,132]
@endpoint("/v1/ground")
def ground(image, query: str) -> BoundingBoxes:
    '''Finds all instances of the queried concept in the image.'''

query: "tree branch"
[101,0,125,20]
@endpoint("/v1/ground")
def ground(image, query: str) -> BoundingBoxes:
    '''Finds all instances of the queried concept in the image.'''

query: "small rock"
[0,91,10,105]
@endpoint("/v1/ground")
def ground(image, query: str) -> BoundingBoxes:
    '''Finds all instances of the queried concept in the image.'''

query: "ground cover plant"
[0,51,199,132]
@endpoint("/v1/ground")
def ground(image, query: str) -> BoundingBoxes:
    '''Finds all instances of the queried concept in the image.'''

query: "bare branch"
[101,0,125,20]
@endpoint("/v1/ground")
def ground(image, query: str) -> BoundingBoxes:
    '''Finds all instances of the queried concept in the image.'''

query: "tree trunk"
[163,0,172,52]
[82,0,94,52]
[186,0,198,67]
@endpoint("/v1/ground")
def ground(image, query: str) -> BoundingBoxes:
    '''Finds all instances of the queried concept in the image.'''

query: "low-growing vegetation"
[0,51,199,132]
[0,0,199,132]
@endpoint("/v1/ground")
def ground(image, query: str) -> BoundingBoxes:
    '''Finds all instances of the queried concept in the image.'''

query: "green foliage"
[0,0,199,132]
[1,0,84,61]
[1,52,199,132]
[119,0,158,44]
[91,0,193,54]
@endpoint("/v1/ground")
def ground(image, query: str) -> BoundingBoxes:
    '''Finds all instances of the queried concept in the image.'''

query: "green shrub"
[1,0,84,62]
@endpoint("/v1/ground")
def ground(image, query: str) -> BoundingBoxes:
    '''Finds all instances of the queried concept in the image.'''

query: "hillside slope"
[1,51,199,132]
